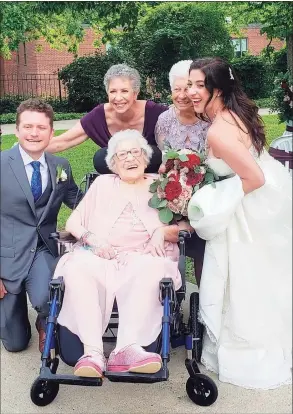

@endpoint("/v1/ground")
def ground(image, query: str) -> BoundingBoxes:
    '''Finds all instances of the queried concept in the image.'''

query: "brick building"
[0,29,105,97]
[0,25,285,98]
[231,24,285,57]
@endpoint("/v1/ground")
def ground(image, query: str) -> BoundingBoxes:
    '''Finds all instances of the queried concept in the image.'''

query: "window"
[232,38,248,57]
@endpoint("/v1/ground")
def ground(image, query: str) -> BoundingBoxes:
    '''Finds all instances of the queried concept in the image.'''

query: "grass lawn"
[1,115,286,283]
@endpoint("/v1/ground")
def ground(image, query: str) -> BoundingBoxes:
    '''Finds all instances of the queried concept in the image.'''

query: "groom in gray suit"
[0,98,83,353]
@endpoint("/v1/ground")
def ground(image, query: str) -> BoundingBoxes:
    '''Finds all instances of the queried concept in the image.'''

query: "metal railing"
[0,73,68,101]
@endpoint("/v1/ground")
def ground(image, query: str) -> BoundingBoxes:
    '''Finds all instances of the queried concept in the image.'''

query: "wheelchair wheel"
[186,374,218,406]
[30,378,59,406]
[189,292,203,362]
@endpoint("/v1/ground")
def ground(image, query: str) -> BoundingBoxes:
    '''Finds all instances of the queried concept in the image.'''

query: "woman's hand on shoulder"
[143,227,165,257]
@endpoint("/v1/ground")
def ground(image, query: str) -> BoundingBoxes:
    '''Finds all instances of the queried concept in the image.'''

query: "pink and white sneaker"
[107,344,162,374]
[74,353,106,378]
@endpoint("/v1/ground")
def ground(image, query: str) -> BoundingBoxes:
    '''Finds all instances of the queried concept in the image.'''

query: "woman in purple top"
[46,64,167,154]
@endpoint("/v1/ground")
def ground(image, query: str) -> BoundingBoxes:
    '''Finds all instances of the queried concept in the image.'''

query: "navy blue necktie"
[30,161,42,202]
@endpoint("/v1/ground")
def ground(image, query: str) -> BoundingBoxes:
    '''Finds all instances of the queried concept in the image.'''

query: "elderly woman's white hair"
[103,64,141,93]
[169,60,193,90]
[106,129,153,173]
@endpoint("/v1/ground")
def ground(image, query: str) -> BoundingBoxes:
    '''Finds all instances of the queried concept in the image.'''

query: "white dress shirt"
[19,145,49,193]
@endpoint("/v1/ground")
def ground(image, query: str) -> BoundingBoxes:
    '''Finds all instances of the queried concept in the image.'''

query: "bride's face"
[187,69,218,116]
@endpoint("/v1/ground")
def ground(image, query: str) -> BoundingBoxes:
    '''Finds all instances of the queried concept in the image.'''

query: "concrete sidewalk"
[1,282,291,414]
[1,109,276,136]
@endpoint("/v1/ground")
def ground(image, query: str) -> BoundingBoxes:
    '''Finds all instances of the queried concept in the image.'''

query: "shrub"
[0,112,85,125]
[0,96,71,114]
[270,71,293,123]
[231,55,270,99]
[58,48,136,112]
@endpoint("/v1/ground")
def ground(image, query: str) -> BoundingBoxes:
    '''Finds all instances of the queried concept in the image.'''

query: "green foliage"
[0,2,152,58]
[221,2,293,73]
[231,55,271,99]
[0,2,85,58]
[0,112,85,125]
[118,2,234,101]
[270,72,293,123]
[0,96,72,114]
[253,97,272,108]
[58,48,136,112]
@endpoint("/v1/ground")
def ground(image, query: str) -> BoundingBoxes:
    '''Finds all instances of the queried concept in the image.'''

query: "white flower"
[284,95,290,102]
[60,170,67,181]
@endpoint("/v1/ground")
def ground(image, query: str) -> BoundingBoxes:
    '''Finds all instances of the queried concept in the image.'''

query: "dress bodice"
[206,146,259,177]
[206,157,234,177]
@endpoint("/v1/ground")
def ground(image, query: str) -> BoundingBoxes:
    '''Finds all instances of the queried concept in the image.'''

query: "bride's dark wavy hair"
[189,57,266,155]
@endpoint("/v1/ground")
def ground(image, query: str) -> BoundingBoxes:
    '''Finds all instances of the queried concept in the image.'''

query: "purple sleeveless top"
[80,101,168,147]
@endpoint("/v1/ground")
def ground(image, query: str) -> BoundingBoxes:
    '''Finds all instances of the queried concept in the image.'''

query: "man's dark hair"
[16,98,54,128]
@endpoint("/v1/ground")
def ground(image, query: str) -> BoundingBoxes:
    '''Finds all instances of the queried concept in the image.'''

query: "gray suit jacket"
[0,144,83,294]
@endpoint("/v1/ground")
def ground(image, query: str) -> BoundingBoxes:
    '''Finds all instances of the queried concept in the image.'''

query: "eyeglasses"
[115,148,143,161]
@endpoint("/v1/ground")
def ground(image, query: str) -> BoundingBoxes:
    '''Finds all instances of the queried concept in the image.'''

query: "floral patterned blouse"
[155,106,210,152]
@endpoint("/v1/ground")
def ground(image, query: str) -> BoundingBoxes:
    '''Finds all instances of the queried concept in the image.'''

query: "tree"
[118,2,234,100]
[221,2,293,74]
[0,1,153,58]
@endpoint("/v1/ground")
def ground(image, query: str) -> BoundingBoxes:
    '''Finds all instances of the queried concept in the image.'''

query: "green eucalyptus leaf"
[149,180,160,193]
[165,150,179,159]
[159,207,174,224]
[178,153,189,162]
[148,193,161,208]
[160,177,169,190]
[158,199,168,208]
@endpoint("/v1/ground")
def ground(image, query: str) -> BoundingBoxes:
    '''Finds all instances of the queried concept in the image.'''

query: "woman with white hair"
[53,129,182,378]
[155,60,209,151]
[156,61,210,286]
[46,64,167,154]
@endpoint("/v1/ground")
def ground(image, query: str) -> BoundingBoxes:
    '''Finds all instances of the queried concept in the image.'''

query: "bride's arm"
[208,131,265,194]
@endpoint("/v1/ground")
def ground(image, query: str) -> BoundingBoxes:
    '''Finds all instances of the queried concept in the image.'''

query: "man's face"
[15,111,54,158]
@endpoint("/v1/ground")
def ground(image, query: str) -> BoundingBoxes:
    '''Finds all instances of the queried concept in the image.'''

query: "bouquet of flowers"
[149,147,218,224]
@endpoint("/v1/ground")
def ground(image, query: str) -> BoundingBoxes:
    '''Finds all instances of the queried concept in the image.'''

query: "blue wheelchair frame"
[30,173,218,407]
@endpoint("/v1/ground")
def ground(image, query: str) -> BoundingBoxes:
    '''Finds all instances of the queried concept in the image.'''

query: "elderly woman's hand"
[143,227,166,257]
[86,234,116,260]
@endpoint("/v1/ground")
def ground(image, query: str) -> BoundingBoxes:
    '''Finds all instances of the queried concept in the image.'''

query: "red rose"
[179,154,201,169]
[165,159,175,172]
[186,170,204,186]
[165,181,182,201]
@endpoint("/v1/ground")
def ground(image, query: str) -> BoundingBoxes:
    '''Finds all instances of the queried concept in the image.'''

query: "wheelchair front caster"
[186,374,218,406]
[30,378,59,406]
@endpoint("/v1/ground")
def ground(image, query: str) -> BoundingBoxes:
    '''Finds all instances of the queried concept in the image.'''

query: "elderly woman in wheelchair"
[53,129,189,378]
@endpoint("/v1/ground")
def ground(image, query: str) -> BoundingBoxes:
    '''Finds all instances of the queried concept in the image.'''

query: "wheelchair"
[30,148,218,408]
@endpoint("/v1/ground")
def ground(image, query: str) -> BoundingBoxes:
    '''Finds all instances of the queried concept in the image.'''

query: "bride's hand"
[143,227,166,257]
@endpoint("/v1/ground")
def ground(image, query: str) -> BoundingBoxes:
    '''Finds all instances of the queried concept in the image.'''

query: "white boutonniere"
[56,165,67,184]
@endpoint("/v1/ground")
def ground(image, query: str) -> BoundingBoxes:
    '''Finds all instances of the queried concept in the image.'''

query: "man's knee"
[1,330,31,353]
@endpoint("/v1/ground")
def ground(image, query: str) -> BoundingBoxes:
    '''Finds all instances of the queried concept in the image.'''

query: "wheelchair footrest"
[39,367,102,386]
[105,367,169,383]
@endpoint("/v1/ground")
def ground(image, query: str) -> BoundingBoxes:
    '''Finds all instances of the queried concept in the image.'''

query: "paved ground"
[0,109,276,136]
[1,282,291,414]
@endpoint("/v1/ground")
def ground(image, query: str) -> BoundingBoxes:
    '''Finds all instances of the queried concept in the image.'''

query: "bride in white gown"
[186,57,292,389]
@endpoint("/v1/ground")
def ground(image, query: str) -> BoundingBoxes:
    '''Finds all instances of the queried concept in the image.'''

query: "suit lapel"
[8,145,36,216]
[38,153,57,224]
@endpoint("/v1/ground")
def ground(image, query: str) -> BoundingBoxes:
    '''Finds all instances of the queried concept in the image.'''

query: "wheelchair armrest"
[49,231,77,243]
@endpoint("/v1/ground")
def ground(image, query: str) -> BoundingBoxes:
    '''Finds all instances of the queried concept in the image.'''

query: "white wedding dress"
[188,148,292,389]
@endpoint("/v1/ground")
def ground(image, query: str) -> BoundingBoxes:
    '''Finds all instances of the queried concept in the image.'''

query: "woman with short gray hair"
[46,63,167,158]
